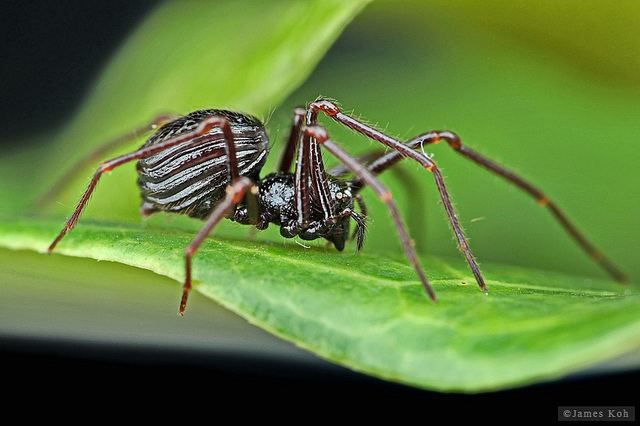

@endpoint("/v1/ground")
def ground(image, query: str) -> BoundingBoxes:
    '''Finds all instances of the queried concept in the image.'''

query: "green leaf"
[1,218,638,392]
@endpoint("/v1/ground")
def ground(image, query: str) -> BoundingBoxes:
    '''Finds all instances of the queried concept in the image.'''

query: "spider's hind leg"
[48,115,243,254]
[35,113,178,210]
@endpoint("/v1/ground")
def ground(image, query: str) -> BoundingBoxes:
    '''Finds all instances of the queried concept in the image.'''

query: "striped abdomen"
[136,110,269,219]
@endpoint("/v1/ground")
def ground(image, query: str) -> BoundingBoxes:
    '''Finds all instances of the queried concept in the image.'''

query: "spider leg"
[245,184,260,226]
[294,116,312,227]
[351,193,368,251]
[305,125,437,301]
[181,177,256,315]
[292,113,335,228]
[349,130,627,282]
[332,206,367,251]
[48,115,241,253]
[419,131,626,282]
[349,148,410,183]
[306,112,334,221]
[330,150,428,251]
[307,99,486,293]
[35,113,178,210]
[278,107,306,173]
[328,150,385,177]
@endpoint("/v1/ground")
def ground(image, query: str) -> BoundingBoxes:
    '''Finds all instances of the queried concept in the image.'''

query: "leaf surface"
[1,218,638,392]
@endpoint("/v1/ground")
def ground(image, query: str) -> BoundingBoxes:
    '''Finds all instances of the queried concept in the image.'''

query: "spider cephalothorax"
[253,172,365,251]
[45,98,627,315]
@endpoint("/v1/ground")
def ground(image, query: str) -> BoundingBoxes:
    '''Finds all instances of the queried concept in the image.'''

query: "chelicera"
[45,98,627,315]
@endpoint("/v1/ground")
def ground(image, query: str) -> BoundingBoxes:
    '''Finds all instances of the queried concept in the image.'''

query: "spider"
[44,98,627,315]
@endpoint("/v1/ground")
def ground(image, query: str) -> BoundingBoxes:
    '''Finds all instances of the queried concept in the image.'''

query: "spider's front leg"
[303,125,437,301]
[348,127,628,283]
[307,99,487,294]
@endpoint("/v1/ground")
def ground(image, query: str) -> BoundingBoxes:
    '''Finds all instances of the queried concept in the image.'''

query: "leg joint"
[537,196,549,207]
[379,191,393,203]
[438,130,462,150]
[304,125,329,143]
[98,162,112,173]
[309,99,340,117]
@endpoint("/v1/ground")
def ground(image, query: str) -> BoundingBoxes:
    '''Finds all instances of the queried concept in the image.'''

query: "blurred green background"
[286,0,640,281]
[22,0,637,281]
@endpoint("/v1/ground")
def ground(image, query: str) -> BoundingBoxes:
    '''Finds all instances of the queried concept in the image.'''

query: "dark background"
[1,1,636,419]
[3,336,638,420]
[0,1,156,141]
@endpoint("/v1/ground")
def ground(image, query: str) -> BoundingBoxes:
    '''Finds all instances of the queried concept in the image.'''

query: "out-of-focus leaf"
[412,0,640,86]
[1,0,370,217]
[274,1,640,280]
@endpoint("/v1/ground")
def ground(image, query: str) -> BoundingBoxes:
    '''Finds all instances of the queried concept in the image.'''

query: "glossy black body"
[136,110,355,250]
[254,172,354,250]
